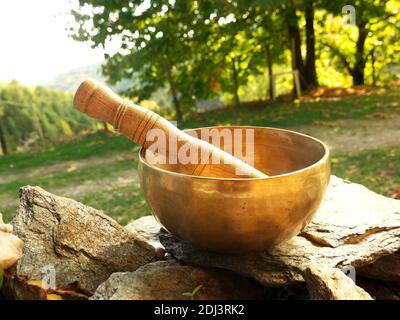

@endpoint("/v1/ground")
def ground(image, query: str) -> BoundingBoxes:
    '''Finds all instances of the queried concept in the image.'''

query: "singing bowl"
[138,126,330,253]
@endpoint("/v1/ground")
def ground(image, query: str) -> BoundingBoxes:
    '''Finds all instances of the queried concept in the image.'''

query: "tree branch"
[321,40,354,77]
[366,12,397,30]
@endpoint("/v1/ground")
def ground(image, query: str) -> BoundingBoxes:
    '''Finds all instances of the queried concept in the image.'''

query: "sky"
[0,0,119,86]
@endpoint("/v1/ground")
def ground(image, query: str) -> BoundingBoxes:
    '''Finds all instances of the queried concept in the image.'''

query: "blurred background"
[0,0,399,223]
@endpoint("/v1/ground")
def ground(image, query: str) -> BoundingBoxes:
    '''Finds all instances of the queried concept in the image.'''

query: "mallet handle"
[74,79,267,178]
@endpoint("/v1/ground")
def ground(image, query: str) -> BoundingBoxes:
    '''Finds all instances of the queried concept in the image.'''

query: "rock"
[303,265,373,300]
[91,260,263,300]
[126,216,167,260]
[4,186,155,299]
[125,215,163,249]
[0,213,23,270]
[357,251,400,282]
[357,277,400,300]
[160,176,400,287]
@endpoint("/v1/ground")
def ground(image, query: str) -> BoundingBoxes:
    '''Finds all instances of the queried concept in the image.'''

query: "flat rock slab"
[160,176,400,287]
[91,260,263,300]
[303,265,372,300]
[357,277,400,300]
[4,186,155,299]
[125,216,164,249]
[358,252,400,282]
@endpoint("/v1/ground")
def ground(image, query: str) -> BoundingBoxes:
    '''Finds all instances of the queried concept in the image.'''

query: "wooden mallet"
[73,79,268,178]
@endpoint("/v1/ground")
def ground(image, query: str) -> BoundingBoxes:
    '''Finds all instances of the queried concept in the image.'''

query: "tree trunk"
[370,48,377,86]
[0,123,8,155]
[304,0,318,88]
[353,22,368,86]
[32,104,46,144]
[286,5,307,91]
[103,122,109,132]
[163,60,182,122]
[265,43,274,100]
[231,58,240,107]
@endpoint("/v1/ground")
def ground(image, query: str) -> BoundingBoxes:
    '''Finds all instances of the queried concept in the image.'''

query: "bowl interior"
[143,126,327,177]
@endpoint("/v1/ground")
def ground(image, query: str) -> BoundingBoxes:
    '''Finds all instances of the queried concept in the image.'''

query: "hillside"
[0,81,97,155]
[46,64,140,95]
[46,63,105,92]
[47,64,172,109]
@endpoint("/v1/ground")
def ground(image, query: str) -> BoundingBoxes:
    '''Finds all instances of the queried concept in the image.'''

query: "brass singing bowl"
[138,126,330,253]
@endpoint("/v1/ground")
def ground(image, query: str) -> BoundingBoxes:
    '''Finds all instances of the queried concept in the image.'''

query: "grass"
[182,87,400,129]
[0,133,141,222]
[0,88,399,223]
[0,158,136,195]
[0,157,143,222]
[331,146,400,198]
[0,132,137,174]
[77,185,150,225]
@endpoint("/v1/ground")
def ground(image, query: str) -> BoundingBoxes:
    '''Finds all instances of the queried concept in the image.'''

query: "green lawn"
[78,185,150,225]
[182,87,400,129]
[0,88,399,223]
[0,132,137,174]
[331,146,400,198]
[0,132,142,222]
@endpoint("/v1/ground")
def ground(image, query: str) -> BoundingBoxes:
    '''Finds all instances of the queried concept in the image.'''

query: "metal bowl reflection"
[138,126,330,253]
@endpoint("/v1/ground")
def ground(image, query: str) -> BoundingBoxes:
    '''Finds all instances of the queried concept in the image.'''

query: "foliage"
[70,1,290,112]
[182,284,203,300]
[69,0,400,117]
[0,81,98,154]
[319,0,400,85]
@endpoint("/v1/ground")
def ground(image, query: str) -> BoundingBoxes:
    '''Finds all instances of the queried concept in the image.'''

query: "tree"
[69,0,400,107]
[0,81,95,154]
[70,0,289,111]
[272,0,319,91]
[171,1,287,104]
[239,2,288,100]
[71,0,201,121]
[304,0,318,87]
[0,117,8,155]
[320,0,400,85]
[285,1,307,90]
[187,1,261,106]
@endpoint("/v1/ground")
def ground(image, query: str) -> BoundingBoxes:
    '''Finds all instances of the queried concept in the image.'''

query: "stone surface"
[357,277,400,300]
[4,186,155,299]
[358,251,400,282]
[0,213,23,270]
[125,215,164,249]
[303,265,373,300]
[160,176,400,287]
[91,260,262,300]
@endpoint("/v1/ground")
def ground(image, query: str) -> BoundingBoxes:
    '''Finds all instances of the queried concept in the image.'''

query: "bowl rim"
[138,125,330,181]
